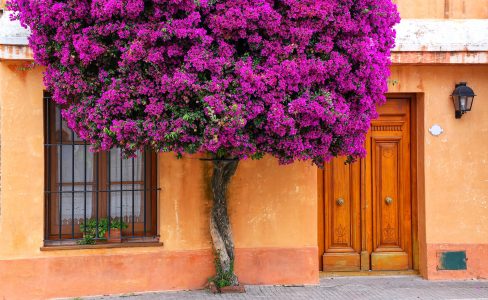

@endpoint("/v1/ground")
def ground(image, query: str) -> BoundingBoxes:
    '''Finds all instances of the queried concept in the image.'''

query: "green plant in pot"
[78,218,128,245]
[107,218,128,243]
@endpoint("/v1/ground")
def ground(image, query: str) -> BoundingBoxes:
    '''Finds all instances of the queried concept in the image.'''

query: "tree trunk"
[210,159,239,286]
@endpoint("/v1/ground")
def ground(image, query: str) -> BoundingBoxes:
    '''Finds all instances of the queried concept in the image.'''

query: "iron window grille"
[43,94,159,246]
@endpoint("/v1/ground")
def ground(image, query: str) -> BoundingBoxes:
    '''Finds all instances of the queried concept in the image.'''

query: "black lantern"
[451,82,476,119]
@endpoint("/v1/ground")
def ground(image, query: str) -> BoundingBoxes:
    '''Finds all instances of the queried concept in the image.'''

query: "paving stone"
[86,276,488,300]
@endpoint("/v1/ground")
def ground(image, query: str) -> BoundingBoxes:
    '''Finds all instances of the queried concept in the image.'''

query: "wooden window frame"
[43,95,158,246]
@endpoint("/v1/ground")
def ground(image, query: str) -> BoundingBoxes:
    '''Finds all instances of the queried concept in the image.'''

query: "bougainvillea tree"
[11,0,399,287]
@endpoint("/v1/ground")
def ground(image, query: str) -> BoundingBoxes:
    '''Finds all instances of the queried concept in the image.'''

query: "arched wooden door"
[318,95,416,271]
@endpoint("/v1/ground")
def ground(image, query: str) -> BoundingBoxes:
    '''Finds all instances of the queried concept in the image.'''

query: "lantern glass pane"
[452,96,460,111]
[466,96,474,111]
[459,96,467,111]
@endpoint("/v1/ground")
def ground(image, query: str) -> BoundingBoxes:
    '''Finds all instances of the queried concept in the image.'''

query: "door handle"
[336,198,345,206]
[385,196,393,205]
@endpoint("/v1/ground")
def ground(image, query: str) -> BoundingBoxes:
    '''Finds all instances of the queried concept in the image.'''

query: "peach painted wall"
[393,0,488,19]
[0,61,318,299]
[159,153,318,251]
[389,65,488,279]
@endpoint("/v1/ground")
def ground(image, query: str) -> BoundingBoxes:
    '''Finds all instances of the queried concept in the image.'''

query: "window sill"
[40,241,163,251]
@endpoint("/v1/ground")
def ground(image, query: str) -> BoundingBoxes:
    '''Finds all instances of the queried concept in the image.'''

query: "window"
[44,94,158,245]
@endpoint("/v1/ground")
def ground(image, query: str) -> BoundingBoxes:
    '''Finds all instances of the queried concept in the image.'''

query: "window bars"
[43,94,158,245]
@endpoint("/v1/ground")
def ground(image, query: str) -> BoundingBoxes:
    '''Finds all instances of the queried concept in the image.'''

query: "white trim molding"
[393,19,488,52]
[1,12,488,63]
[0,11,30,46]
[391,19,488,64]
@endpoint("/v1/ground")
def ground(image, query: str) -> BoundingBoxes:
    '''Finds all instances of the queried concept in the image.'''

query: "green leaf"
[251,152,264,160]
[103,127,116,137]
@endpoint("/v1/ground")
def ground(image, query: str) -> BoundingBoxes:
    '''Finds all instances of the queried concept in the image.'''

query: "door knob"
[336,198,345,206]
[385,196,393,205]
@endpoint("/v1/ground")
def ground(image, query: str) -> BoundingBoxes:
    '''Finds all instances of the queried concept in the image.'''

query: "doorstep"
[320,270,420,277]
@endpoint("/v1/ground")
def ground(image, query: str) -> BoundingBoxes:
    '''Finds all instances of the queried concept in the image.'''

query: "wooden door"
[322,157,361,271]
[319,96,413,271]
[365,97,412,270]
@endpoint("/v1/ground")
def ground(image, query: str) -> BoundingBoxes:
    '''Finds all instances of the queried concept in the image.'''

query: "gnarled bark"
[210,159,239,286]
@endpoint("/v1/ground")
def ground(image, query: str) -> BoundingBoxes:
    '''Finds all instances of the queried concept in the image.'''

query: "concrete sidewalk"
[87,276,488,300]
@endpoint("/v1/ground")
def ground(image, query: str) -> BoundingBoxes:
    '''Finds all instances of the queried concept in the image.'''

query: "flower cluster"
[10,0,399,165]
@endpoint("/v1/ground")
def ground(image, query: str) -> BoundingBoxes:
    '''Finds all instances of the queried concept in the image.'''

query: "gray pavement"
[87,276,488,300]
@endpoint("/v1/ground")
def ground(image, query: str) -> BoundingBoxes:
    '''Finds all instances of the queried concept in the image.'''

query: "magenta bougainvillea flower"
[10,0,400,165]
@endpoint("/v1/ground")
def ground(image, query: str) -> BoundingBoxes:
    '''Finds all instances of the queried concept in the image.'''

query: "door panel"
[368,98,411,270]
[375,139,401,249]
[320,97,413,272]
[322,157,361,271]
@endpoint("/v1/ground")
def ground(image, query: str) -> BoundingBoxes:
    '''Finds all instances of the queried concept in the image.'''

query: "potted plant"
[105,218,128,243]
[78,218,127,245]
[79,218,106,245]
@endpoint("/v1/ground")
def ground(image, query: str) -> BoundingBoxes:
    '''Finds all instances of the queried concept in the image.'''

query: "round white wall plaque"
[429,124,444,136]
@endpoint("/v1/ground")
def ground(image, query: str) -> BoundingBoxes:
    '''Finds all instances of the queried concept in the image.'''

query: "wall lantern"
[451,82,476,119]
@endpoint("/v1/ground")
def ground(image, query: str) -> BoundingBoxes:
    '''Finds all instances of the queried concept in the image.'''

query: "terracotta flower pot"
[208,282,219,294]
[207,282,245,294]
[105,228,122,243]
[219,284,246,294]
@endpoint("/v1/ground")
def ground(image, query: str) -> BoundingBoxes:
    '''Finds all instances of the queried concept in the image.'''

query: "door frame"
[317,93,421,272]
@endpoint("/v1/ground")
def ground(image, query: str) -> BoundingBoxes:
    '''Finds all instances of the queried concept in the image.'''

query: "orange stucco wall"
[159,152,318,251]
[389,65,488,279]
[0,61,318,299]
